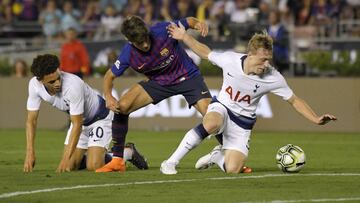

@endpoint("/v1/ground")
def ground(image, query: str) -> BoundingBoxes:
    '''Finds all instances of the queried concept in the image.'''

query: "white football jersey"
[208,51,293,118]
[27,72,101,123]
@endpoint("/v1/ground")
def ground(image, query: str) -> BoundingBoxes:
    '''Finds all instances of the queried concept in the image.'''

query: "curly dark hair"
[121,15,149,44]
[31,54,60,80]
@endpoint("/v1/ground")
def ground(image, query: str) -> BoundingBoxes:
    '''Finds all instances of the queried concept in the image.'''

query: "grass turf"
[0,129,359,202]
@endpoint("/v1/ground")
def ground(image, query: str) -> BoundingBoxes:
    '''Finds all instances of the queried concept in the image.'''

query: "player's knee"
[118,100,131,114]
[203,122,221,134]
[86,160,104,171]
[225,164,242,174]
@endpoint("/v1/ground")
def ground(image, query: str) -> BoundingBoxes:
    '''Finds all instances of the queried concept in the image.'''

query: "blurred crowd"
[1,0,360,41]
[2,0,360,77]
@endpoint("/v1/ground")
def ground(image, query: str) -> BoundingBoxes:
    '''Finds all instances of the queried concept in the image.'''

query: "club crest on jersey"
[114,60,121,69]
[160,48,169,57]
[225,85,251,104]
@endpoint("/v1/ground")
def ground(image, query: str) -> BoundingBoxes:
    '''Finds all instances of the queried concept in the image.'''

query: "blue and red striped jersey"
[111,18,201,85]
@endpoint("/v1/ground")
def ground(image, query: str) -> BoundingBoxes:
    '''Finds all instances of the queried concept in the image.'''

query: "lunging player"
[160,23,337,174]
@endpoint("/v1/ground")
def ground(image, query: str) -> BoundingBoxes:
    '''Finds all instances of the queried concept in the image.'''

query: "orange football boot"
[241,166,252,173]
[95,157,126,172]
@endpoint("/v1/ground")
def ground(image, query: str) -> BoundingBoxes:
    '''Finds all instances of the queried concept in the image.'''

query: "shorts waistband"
[211,97,256,130]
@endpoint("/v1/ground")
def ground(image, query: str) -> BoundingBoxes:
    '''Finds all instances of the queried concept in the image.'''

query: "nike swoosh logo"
[227,72,234,77]
[93,139,101,142]
[137,63,145,69]
[201,91,209,95]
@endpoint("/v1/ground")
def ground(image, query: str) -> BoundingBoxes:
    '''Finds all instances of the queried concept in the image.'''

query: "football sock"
[211,150,226,172]
[167,124,209,163]
[105,153,112,164]
[123,147,133,161]
[215,133,223,145]
[111,113,129,158]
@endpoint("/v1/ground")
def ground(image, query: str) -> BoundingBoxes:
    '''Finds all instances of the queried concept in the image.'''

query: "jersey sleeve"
[270,73,294,100]
[67,80,85,116]
[26,79,41,111]
[208,51,233,69]
[172,18,190,30]
[111,44,131,77]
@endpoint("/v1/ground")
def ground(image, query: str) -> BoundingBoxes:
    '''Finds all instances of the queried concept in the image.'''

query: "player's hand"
[167,22,186,40]
[105,95,120,113]
[24,152,36,172]
[317,114,337,125]
[194,21,208,37]
[56,158,71,173]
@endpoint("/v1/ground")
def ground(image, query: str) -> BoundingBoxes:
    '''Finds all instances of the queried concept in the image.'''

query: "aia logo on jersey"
[225,85,251,104]
[160,48,169,57]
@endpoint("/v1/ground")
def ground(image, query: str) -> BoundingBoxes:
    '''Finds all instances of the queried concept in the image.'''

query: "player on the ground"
[95,15,213,172]
[23,54,148,173]
[160,23,337,174]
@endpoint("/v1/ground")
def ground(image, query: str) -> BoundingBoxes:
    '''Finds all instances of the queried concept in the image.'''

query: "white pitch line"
[1,173,360,199]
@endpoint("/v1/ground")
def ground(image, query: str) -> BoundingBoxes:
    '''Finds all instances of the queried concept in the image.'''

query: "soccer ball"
[276,144,306,173]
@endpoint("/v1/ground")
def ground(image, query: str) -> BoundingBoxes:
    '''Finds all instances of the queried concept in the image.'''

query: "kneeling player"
[23,54,148,173]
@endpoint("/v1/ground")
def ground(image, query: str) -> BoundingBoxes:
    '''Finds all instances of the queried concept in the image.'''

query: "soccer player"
[95,15,212,172]
[23,54,148,173]
[160,23,337,174]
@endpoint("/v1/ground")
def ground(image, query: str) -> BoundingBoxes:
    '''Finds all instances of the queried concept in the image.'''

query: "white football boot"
[195,145,222,170]
[160,160,178,175]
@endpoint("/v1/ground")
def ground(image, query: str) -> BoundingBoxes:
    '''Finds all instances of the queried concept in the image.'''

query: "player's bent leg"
[118,84,153,114]
[86,146,107,171]
[193,98,212,116]
[67,147,86,170]
[224,149,247,174]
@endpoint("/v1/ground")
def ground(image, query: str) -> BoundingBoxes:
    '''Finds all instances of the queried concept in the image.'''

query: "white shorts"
[64,111,114,150]
[207,102,251,156]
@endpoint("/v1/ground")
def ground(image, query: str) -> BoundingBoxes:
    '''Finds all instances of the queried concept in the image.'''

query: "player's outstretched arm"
[56,114,82,173]
[103,69,120,113]
[287,94,337,125]
[168,22,211,60]
[24,110,39,172]
[186,17,208,37]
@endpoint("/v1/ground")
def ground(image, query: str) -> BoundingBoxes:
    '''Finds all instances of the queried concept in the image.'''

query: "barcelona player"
[96,16,212,172]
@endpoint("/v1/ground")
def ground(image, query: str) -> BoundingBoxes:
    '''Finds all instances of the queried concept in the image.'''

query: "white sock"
[167,129,202,164]
[211,150,226,172]
[123,148,133,161]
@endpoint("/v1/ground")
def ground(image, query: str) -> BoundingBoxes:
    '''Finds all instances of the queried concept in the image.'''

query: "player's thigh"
[193,98,212,116]
[222,120,251,173]
[86,146,107,170]
[203,102,227,134]
[86,113,113,151]
[119,83,153,114]
[224,149,247,173]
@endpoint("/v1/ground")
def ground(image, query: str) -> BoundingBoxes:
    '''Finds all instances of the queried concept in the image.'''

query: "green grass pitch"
[0,129,359,202]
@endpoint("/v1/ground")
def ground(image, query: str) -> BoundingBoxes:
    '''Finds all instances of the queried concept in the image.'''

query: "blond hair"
[247,30,273,54]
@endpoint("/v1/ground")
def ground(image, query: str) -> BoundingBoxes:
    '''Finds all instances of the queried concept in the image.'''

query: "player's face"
[41,69,62,95]
[248,48,272,75]
[131,35,151,52]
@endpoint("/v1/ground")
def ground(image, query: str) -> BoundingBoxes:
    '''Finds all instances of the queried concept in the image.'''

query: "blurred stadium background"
[0,0,359,132]
[0,1,360,202]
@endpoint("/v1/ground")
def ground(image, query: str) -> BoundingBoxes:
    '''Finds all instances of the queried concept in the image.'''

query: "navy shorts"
[139,75,212,107]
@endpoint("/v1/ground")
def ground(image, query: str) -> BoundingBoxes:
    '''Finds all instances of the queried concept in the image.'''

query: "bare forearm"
[291,97,319,124]
[183,34,211,60]
[25,120,36,152]
[64,124,81,159]
[103,69,115,98]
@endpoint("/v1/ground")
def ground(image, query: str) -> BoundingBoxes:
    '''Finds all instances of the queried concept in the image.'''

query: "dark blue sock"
[215,133,223,145]
[194,123,210,139]
[112,113,129,158]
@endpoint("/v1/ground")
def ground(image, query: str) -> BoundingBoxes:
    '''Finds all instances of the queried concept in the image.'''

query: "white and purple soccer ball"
[276,144,306,173]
